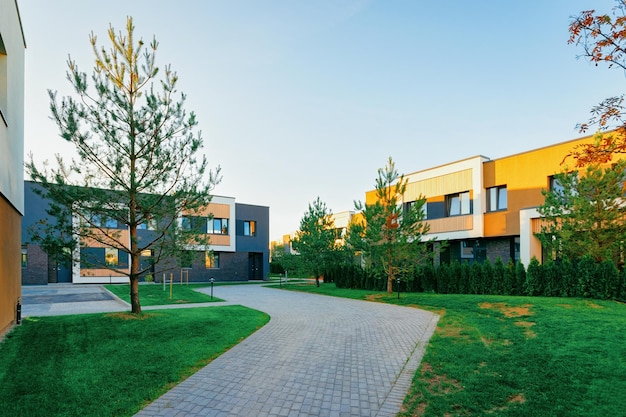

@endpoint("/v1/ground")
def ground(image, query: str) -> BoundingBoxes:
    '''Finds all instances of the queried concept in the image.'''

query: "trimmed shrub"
[469,262,484,294]
[525,257,543,296]
[576,255,596,298]
[491,257,506,295]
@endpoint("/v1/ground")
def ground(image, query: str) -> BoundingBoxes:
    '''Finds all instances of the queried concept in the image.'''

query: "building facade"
[365,133,612,267]
[0,0,25,337]
[21,181,269,284]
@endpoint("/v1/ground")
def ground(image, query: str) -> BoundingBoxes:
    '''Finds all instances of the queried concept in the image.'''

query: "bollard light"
[16,297,21,325]
[397,277,401,300]
[210,277,215,299]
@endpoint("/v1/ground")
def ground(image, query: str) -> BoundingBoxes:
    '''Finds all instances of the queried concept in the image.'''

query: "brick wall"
[486,238,512,265]
[22,244,48,285]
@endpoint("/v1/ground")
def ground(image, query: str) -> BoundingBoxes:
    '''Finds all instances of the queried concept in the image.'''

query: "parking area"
[21,284,129,317]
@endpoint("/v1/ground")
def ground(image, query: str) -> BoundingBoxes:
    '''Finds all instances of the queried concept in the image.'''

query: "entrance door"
[248,253,263,280]
[49,260,72,283]
[57,262,72,282]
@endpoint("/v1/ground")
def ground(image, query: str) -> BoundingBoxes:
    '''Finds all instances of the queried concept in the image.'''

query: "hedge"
[324,255,626,302]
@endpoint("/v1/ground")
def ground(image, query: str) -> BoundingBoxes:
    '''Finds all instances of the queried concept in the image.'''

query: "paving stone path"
[135,285,439,417]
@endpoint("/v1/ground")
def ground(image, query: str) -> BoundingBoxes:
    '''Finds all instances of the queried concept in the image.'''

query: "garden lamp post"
[397,277,400,300]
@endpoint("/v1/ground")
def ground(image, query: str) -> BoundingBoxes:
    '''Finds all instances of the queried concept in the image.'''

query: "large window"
[208,218,229,235]
[181,216,208,233]
[446,191,471,216]
[205,251,220,268]
[487,185,507,212]
[244,220,256,236]
[80,247,128,269]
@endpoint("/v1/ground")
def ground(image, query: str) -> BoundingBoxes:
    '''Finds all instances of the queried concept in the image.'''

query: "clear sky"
[18,0,621,241]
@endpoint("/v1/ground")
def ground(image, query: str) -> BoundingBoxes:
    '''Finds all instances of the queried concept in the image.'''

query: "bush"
[469,262,484,294]
[324,255,624,301]
[525,257,543,296]
[576,255,596,298]
[269,261,285,274]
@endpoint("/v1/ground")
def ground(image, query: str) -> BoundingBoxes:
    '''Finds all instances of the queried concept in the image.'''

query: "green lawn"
[286,283,626,417]
[0,307,268,417]
[105,283,223,305]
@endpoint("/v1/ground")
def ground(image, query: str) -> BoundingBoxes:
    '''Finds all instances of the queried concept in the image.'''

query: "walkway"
[135,285,439,417]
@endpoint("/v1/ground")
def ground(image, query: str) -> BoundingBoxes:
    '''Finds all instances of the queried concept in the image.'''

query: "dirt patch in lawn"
[479,302,534,318]
[487,393,527,414]
[365,294,386,302]
[420,362,463,395]
[514,321,537,338]
[584,301,604,309]
[481,336,513,347]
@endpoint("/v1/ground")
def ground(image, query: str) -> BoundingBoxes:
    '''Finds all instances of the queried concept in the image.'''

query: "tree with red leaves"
[567,1,626,166]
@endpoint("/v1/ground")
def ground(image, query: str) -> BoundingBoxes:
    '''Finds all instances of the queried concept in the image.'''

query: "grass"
[285,282,626,417]
[0,306,269,417]
[104,283,224,305]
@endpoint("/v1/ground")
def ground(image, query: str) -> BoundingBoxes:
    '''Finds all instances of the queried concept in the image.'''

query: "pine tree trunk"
[130,276,141,314]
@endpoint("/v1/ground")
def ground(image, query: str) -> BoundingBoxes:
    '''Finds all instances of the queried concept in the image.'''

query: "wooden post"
[169,272,173,299]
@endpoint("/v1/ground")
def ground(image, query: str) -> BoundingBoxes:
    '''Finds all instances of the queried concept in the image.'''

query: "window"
[549,175,564,193]
[205,251,220,268]
[244,220,256,236]
[92,214,118,228]
[181,216,208,233]
[404,200,427,219]
[21,246,27,268]
[446,191,471,216]
[208,218,229,235]
[140,249,154,270]
[80,247,102,268]
[105,248,119,267]
[487,186,507,211]
[137,218,157,230]
[80,247,128,268]
[461,240,474,259]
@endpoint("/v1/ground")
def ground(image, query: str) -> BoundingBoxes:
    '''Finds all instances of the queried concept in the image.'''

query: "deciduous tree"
[567,1,626,165]
[26,18,220,314]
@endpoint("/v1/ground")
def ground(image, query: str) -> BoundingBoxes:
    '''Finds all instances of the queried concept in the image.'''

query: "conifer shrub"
[492,258,506,295]
[514,261,527,296]
[525,257,543,296]
[576,255,596,298]
[469,262,484,294]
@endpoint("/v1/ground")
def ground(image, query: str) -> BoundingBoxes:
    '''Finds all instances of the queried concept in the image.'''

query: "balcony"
[426,215,473,234]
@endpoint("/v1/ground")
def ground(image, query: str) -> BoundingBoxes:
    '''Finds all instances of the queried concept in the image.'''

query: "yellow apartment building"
[0,0,25,336]
[365,132,615,267]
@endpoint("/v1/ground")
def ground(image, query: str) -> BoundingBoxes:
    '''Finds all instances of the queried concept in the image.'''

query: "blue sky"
[19,0,621,240]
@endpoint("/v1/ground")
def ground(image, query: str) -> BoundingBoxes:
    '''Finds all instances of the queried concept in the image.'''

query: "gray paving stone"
[134,285,438,417]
